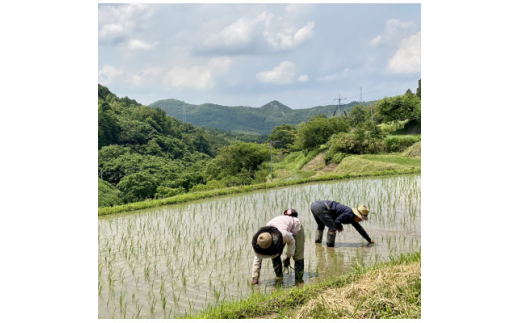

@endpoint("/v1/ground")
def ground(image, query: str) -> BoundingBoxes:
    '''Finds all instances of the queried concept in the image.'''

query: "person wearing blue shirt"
[311,200,374,247]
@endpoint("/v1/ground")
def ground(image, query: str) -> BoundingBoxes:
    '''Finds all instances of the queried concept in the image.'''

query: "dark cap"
[283,208,298,217]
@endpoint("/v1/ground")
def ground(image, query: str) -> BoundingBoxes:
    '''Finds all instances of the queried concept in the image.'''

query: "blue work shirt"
[325,200,371,242]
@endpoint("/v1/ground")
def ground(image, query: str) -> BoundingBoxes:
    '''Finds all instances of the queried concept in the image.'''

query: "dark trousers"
[311,201,336,232]
[272,255,283,277]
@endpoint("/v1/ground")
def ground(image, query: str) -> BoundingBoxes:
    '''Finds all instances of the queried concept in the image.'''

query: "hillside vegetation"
[98,80,421,212]
[148,99,374,135]
[98,85,268,207]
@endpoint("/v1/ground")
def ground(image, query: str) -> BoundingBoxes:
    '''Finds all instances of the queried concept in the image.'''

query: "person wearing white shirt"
[251,208,305,285]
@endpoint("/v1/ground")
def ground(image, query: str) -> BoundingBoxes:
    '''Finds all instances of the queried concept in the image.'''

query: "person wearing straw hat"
[251,208,305,285]
[311,200,374,247]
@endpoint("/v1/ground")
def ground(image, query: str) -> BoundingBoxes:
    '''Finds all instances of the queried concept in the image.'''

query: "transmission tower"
[333,94,347,116]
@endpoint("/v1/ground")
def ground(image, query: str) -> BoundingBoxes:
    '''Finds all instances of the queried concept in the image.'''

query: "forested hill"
[98,84,269,206]
[148,99,374,135]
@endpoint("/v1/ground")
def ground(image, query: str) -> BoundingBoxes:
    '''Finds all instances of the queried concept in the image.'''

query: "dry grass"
[402,141,421,157]
[185,251,421,319]
[327,155,413,176]
[293,262,421,319]
[301,152,327,171]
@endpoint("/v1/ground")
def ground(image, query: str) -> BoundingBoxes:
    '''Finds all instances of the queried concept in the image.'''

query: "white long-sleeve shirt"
[252,215,301,279]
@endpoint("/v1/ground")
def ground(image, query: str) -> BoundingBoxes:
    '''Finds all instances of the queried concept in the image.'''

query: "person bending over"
[311,200,374,247]
[251,208,305,285]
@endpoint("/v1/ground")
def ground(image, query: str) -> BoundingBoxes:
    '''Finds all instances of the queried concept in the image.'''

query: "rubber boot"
[295,259,304,282]
[326,231,336,247]
[315,230,323,243]
[272,255,283,278]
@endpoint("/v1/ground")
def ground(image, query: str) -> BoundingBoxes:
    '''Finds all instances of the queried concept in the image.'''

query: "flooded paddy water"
[98,174,421,318]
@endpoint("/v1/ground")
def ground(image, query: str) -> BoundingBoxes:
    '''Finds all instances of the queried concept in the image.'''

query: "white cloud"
[294,22,315,45]
[99,24,125,39]
[284,3,312,15]
[256,61,296,84]
[318,68,349,81]
[285,4,301,14]
[127,39,156,50]
[387,31,421,74]
[98,4,154,41]
[129,67,162,86]
[98,3,154,26]
[370,35,382,47]
[163,57,230,89]
[370,19,417,47]
[204,13,268,50]
[298,74,308,82]
[201,9,314,53]
[263,20,315,50]
[130,39,157,50]
[98,65,124,85]
[98,65,163,86]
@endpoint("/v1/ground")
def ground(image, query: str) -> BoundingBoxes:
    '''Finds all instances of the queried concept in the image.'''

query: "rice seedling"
[99,174,420,319]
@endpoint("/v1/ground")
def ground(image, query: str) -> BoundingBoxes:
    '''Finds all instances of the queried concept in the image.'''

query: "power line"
[361,78,419,96]
[290,78,420,108]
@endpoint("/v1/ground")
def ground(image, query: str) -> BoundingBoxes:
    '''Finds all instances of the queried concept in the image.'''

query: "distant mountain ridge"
[149,99,373,135]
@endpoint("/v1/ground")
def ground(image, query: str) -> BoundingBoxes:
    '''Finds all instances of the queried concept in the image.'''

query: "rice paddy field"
[98,174,421,319]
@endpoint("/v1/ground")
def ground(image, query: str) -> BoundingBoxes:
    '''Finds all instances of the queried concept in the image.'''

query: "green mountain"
[148,99,373,135]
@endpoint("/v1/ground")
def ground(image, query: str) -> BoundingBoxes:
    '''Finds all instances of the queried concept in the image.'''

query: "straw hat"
[257,232,272,249]
[353,205,370,221]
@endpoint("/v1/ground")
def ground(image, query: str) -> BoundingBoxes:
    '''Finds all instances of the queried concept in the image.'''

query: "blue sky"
[98,3,421,108]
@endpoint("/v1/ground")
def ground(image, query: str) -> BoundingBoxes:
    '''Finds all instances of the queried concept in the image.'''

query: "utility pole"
[270,142,273,182]
[269,141,280,182]
[360,87,362,103]
[182,102,186,123]
[333,94,347,116]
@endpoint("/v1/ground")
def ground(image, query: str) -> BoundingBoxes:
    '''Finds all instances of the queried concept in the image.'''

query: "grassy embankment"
[181,250,421,319]
[98,142,421,216]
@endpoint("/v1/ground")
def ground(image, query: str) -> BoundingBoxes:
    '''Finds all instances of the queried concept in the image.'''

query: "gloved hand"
[283,257,291,268]
[251,278,259,285]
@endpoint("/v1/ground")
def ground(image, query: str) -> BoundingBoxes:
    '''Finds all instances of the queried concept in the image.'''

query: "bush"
[330,152,346,164]
[253,163,271,183]
[190,180,226,192]
[98,179,122,207]
[323,122,393,164]
[116,172,158,203]
[293,115,350,151]
[204,142,270,182]
[154,186,185,199]
[366,140,386,154]
[324,133,364,164]
[222,172,252,187]
[385,135,421,153]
